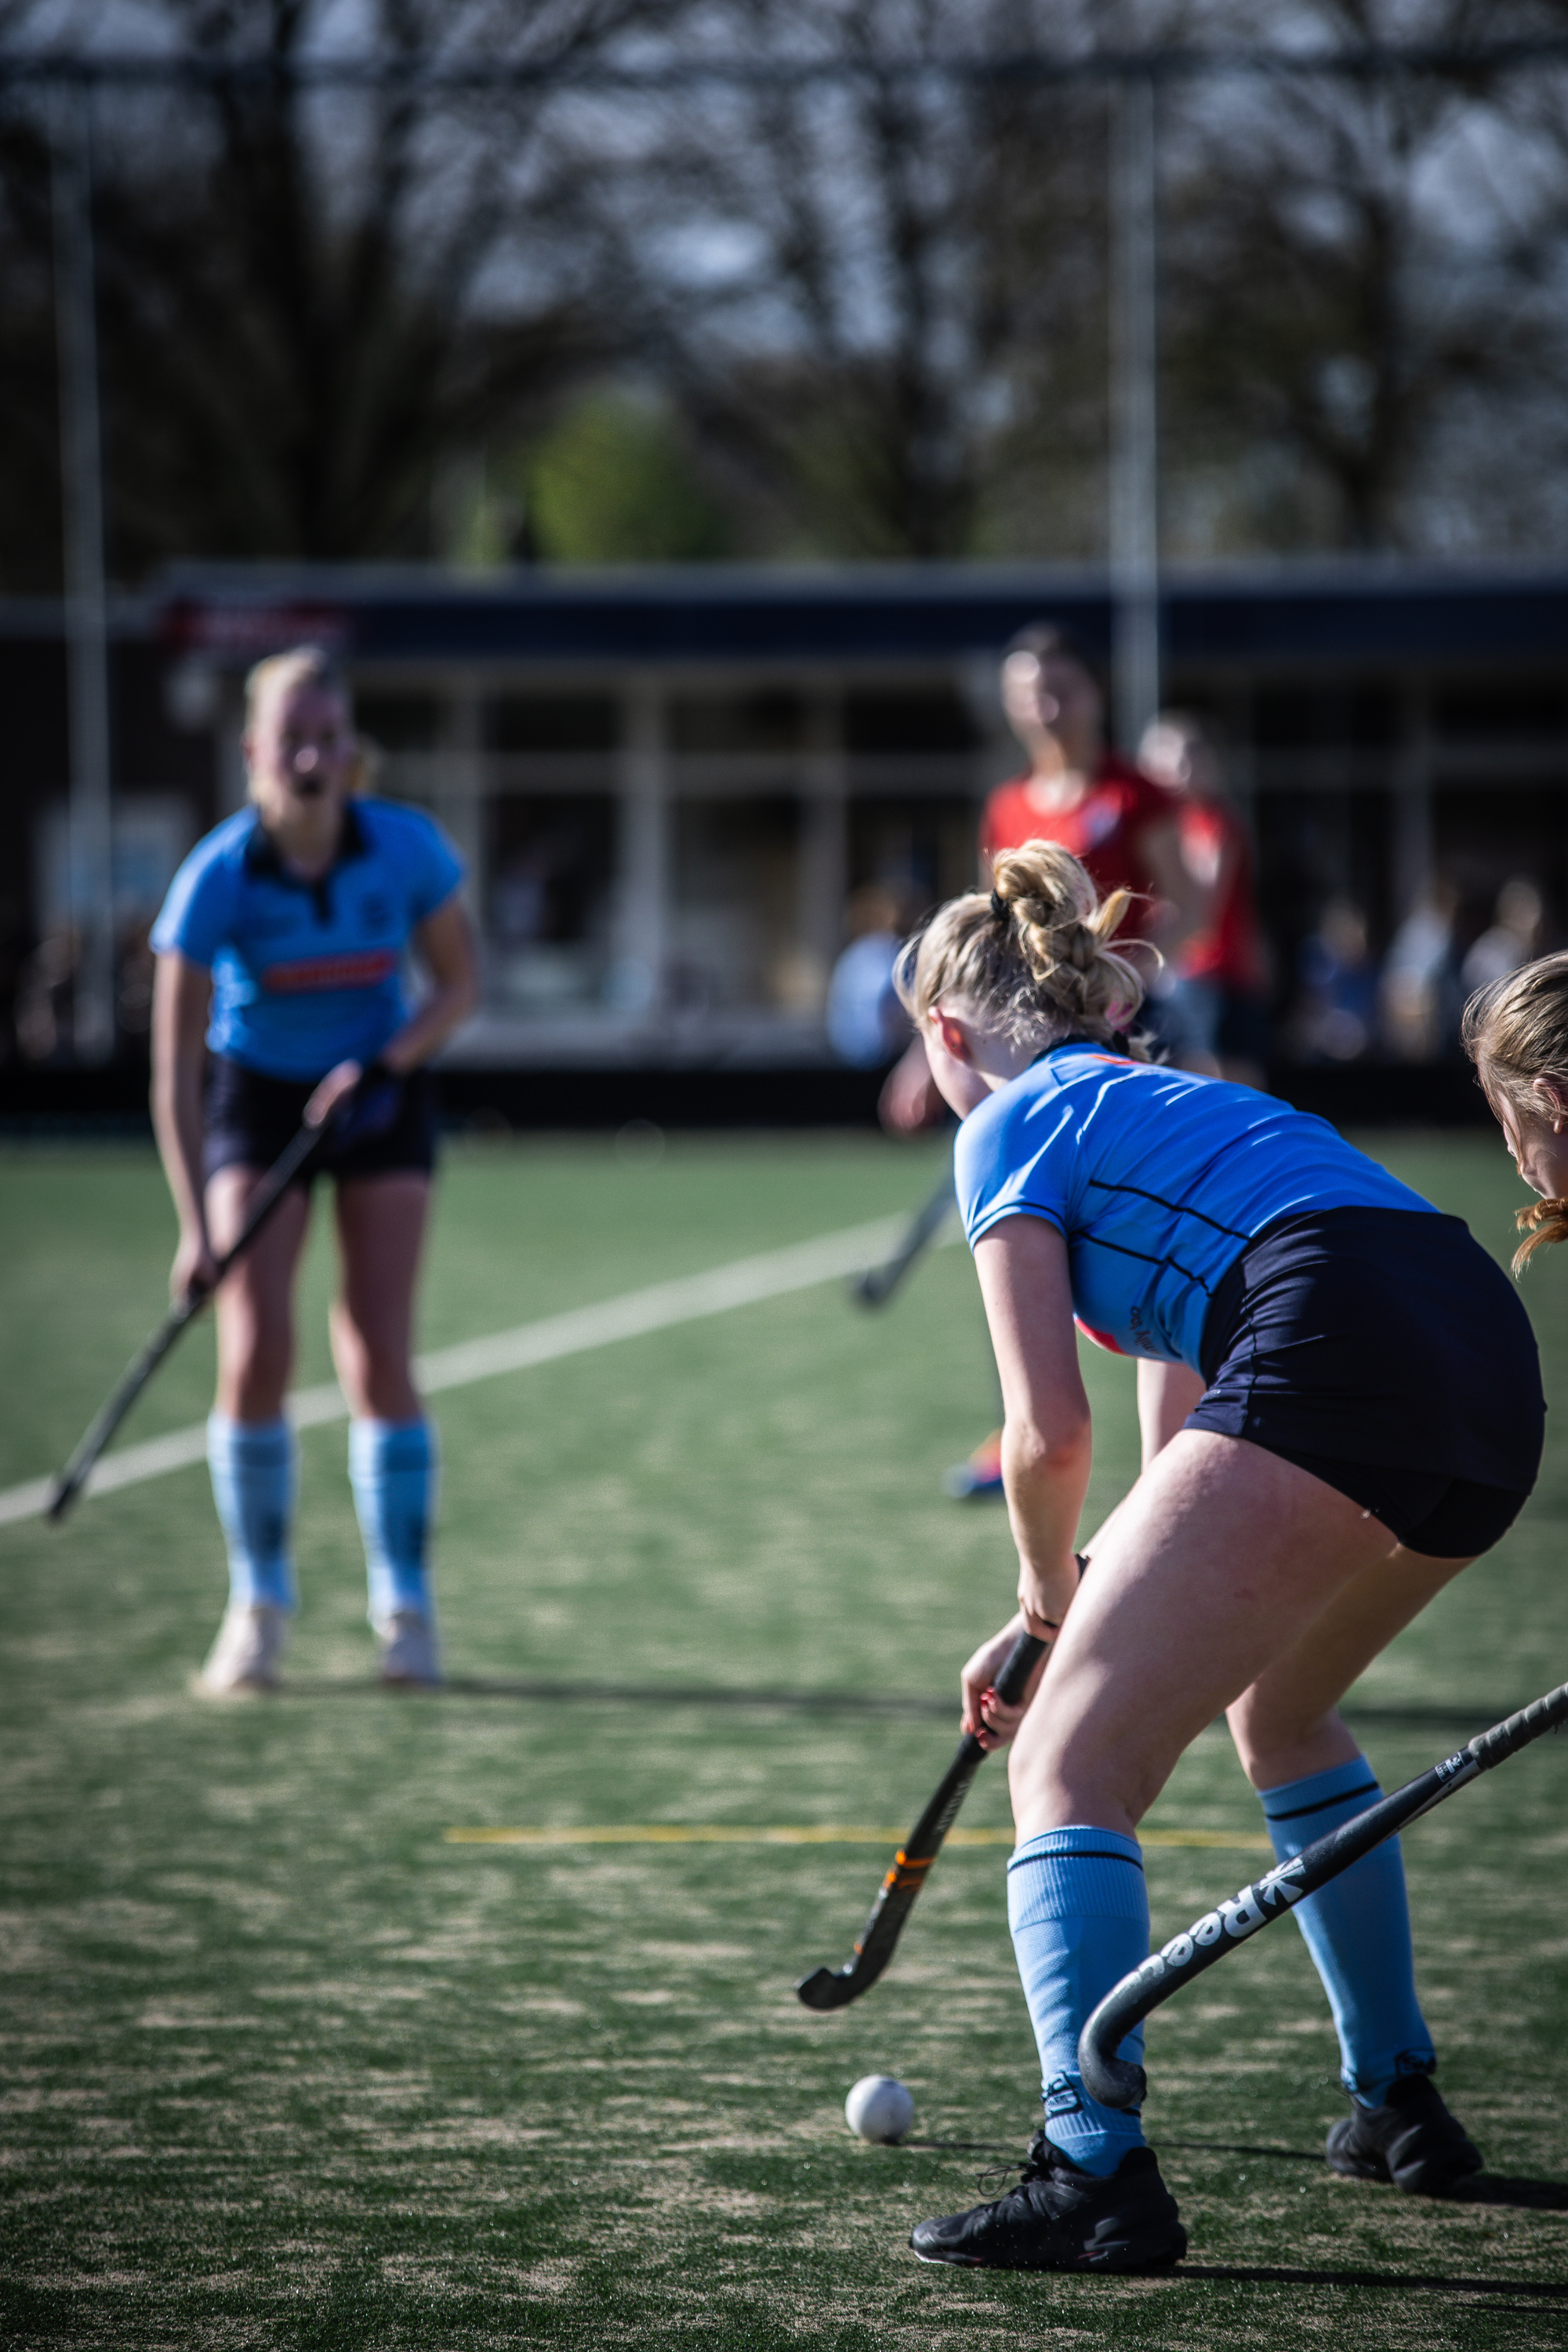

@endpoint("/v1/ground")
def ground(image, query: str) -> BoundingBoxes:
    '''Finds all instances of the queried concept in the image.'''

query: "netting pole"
[51,77,115,1065]
[1109,67,1161,756]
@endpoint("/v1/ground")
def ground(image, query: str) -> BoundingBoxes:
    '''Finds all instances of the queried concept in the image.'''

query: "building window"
[488,794,618,1011]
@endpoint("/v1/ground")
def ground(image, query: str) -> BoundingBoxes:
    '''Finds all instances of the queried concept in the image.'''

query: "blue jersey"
[956,1044,1436,1369]
[151,798,464,1080]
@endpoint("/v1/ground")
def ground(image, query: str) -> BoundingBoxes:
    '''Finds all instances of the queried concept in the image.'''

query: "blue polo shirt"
[151,798,464,1080]
[956,1044,1436,1368]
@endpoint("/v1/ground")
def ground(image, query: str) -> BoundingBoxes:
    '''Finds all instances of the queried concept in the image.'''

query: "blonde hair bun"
[895,837,1152,1055]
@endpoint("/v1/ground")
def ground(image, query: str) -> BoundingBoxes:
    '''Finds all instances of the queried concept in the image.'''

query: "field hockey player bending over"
[897,841,1543,2273]
[150,647,478,1696]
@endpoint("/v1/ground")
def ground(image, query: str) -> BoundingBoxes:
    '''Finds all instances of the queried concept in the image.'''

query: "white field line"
[0,1207,954,1530]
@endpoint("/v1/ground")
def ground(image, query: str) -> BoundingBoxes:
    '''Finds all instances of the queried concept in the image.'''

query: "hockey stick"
[45,1083,368,1523]
[851,1149,955,1308]
[796,1625,1048,2010]
[1079,1678,1568,2110]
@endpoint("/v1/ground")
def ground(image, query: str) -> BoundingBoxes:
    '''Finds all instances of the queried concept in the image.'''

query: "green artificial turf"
[1,1128,1565,2348]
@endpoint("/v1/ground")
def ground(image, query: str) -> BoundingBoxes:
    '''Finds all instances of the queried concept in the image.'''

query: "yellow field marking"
[445,1824,1271,1850]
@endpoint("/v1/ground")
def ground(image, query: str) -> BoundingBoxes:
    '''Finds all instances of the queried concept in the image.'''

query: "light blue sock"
[206,1414,296,1611]
[1261,1755,1435,2106]
[348,1418,437,1625]
[1007,1827,1150,2176]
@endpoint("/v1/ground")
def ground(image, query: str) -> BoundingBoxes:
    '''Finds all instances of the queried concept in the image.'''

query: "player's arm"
[1200,817,1243,909]
[1138,813,1211,960]
[305,893,480,1123]
[151,949,218,1298]
[878,1033,946,1132]
[961,1214,1092,1747]
[380,892,480,1074]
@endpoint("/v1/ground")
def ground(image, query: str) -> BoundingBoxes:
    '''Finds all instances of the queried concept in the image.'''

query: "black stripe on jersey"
[1072,1229,1214,1296]
[1087,1176,1252,1243]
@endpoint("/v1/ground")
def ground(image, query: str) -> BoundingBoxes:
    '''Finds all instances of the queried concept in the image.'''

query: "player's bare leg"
[1227,1538,1483,2192]
[329,1174,428,1420]
[1007,1432,1399,1842]
[1004,1436,1479,2203]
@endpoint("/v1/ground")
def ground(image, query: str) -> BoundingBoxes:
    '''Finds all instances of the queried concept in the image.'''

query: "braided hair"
[894,838,1153,1058]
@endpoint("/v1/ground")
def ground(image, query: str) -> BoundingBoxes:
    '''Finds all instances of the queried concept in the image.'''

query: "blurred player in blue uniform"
[889,839,1541,2271]
[150,647,477,1693]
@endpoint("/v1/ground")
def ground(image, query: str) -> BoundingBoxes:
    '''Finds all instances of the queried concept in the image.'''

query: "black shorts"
[1189,1207,1544,1558]
[202,1055,438,1188]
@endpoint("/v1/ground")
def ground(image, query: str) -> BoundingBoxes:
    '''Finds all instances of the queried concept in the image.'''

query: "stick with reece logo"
[1079,1679,1568,2111]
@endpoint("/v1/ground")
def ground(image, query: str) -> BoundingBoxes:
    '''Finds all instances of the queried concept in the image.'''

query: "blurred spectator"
[492,850,551,948]
[0,899,25,1065]
[13,921,157,1062]
[14,929,79,1064]
[826,881,915,1067]
[1460,877,1546,996]
[1291,901,1378,1062]
[1138,711,1271,1086]
[1380,883,1461,1063]
[116,921,157,1045]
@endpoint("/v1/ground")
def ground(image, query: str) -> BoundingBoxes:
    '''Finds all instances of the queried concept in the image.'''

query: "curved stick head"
[795,1965,860,2012]
[1077,2023,1148,2112]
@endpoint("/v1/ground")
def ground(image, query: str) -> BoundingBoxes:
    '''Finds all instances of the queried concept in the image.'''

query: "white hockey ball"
[844,2074,915,2143]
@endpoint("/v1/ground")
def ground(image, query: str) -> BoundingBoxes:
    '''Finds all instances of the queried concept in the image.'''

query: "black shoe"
[909,2135,1186,2272]
[1326,2074,1483,2196]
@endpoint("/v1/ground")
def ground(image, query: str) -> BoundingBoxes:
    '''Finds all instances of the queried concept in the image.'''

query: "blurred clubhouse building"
[3,559,1566,1103]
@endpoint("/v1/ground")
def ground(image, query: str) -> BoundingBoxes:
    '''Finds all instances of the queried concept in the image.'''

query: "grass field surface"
[1,1127,1565,2348]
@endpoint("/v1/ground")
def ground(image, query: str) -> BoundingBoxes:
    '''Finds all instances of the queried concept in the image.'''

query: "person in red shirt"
[982,630,1189,939]
[881,623,1207,1496]
[882,626,1202,1134]
[1138,710,1271,1087]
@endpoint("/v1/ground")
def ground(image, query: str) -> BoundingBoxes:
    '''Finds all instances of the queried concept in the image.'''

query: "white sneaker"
[376,1608,441,1688]
[198,1602,289,1694]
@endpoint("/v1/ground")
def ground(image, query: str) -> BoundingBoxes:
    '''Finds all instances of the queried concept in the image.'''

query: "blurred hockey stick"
[852,1149,956,1308]
[45,1069,398,1521]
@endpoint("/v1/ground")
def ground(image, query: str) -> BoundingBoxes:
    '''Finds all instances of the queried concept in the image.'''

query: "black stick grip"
[1080,1676,1568,2110]
[898,1630,1046,1859]
[993,1626,1048,1709]
[880,1631,1046,1873]
[1469,1679,1568,1769]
